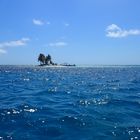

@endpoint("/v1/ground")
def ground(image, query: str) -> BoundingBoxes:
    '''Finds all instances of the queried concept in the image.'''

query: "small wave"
[24,109,37,113]
[44,127,63,137]
[59,115,86,127]
[130,79,140,84]
[78,94,111,106]
[0,135,13,140]
[109,99,140,107]
[106,80,120,83]
[23,78,30,81]
[0,105,38,117]
[79,99,109,106]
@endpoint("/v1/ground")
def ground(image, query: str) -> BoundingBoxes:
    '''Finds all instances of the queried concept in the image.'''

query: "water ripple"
[0,66,140,139]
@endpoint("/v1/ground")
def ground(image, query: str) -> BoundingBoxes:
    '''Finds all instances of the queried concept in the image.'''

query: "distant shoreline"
[0,64,140,68]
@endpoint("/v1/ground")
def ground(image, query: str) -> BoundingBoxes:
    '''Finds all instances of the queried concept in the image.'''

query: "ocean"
[0,65,140,140]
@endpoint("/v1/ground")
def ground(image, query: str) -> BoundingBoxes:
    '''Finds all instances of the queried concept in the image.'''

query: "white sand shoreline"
[37,65,76,68]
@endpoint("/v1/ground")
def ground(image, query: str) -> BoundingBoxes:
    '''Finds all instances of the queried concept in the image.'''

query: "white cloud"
[0,38,30,48]
[48,42,67,47]
[106,24,140,38]
[0,48,7,54]
[106,24,121,31]
[33,19,44,26]
[33,19,50,26]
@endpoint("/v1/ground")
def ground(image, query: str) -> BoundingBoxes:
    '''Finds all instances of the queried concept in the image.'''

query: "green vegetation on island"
[38,53,76,67]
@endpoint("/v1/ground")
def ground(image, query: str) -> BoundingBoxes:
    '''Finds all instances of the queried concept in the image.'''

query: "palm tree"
[45,56,48,65]
[45,54,53,65]
[38,53,46,65]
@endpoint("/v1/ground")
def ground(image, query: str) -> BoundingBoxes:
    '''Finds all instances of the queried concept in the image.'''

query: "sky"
[0,0,140,65]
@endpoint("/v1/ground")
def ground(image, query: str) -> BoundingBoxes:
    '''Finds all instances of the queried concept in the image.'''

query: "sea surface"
[0,65,140,140]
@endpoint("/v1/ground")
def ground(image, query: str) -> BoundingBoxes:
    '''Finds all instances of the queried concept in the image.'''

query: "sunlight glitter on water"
[0,66,140,139]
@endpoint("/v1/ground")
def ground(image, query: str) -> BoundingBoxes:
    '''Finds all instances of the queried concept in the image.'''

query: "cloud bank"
[106,24,140,38]
[0,49,7,54]
[0,38,30,54]
[0,38,30,48]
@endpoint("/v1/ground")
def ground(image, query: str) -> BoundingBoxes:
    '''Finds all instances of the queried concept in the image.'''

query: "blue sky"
[0,0,140,65]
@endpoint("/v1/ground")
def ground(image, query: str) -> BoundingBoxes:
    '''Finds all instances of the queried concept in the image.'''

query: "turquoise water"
[0,66,140,140]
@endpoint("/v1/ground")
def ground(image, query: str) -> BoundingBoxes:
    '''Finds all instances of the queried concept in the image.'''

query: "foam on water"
[0,66,140,139]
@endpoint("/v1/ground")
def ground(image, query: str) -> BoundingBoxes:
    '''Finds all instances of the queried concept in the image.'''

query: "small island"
[38,53,76,67]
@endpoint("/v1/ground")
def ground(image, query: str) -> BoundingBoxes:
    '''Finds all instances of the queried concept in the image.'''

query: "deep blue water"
[0,66,140,140]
